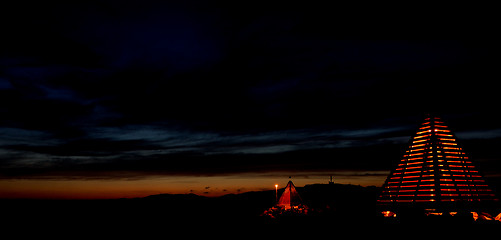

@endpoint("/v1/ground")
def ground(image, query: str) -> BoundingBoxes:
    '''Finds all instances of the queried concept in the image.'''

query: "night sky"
[1,1,500,198]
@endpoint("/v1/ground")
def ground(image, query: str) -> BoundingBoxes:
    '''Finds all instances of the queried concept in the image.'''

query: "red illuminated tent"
[261,179,309,218]
[378,115,498,211]
[277,180,303,209]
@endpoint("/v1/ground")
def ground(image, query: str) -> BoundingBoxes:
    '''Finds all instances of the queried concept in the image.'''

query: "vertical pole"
[275,184,278,204]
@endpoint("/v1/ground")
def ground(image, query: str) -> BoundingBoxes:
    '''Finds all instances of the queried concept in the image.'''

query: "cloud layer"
[1,2,501,180]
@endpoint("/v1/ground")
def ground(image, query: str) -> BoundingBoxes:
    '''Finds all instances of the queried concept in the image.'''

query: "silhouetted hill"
[3,183,500,235]
[129,183,382,225]
[1,183,378,226]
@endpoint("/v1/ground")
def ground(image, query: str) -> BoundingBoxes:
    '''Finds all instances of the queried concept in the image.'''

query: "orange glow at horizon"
[0,171,387,199]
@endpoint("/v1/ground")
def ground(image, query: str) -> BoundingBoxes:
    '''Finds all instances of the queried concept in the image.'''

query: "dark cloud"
[1,1,501,180]
[4,139,160,157]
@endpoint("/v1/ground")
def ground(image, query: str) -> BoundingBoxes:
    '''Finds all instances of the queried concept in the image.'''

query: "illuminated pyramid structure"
[277,180,303,209]
[378,116,498,207]
[261,179,308,218]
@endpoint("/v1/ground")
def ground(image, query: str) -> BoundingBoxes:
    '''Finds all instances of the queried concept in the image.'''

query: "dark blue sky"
[1,1,500,182]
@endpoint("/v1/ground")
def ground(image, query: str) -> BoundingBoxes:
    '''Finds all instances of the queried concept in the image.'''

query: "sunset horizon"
[2,2,501,228]
[0,170,388,199]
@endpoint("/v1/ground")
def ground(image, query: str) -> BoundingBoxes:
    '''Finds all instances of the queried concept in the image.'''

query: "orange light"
[406,166,422,170]
[403,176,420,179]
[402,180,419,183]
[408,152,424,156]
[398,190,415,192]
[409,148,427,152]
[414,134,430,139]
[438,138,455,141]
[437,133,453,137]
[382,211,397,218]
[413,139,428,143]
[411,143,427,148]
[441,142,457,146]
[406,161,423,165]
[434,129,451,132]
[420,184,435,187]
[441,194,459,197]
[420,188,435,192]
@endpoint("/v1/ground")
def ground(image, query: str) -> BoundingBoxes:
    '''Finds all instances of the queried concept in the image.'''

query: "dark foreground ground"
[3,184,500,236]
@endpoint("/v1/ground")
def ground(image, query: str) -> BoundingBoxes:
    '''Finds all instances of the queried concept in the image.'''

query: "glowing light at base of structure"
[381,211,397,218]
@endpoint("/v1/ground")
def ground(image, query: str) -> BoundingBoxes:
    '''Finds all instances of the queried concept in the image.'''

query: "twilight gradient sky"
[1,1,500,198]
